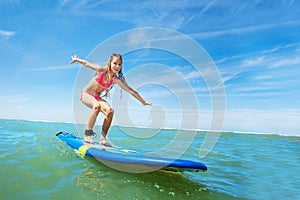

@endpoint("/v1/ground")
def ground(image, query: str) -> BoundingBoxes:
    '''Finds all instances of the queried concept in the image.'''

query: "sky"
[0,0,299,136]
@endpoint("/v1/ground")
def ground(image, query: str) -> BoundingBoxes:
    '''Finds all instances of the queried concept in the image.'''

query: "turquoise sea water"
[0,119,299,200]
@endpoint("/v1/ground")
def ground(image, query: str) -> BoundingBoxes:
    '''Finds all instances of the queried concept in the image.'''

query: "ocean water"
[0,119,299,200]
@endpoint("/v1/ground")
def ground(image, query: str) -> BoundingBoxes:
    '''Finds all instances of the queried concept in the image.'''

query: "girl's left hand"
[143,101,152,106]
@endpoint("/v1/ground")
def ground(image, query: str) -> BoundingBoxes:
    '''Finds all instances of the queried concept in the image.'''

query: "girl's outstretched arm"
[117,78,152,106]
[69,55,106,72]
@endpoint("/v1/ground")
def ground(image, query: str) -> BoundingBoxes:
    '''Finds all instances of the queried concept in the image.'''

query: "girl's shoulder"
[96,66,108,73]
[95,67,107,74]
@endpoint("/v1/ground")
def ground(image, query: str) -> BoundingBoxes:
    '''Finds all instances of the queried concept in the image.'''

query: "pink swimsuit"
[95,71,114,89]
[81,71,115,101]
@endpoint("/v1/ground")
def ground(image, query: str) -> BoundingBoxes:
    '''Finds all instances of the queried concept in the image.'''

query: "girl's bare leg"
[98,102,114,147]
[101,107,114,147]
[86,105,101,130]
[81,92,101,144]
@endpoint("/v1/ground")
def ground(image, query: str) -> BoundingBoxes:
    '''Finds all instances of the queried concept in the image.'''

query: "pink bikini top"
[95,71,114,89]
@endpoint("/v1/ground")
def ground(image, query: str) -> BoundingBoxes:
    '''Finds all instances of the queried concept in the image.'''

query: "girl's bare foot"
[84,135,94,145]
[100,139,112,147]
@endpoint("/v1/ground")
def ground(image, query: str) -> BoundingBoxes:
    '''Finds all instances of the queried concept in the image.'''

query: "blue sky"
[0,0,299,136]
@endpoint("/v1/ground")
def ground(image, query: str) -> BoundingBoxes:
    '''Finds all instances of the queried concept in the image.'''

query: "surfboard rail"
[56,131,207,172]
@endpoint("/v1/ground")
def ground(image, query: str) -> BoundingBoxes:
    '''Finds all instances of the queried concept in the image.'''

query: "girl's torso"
[83,71,117,95]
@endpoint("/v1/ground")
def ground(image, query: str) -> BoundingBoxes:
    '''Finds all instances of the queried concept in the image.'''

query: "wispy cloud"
[234,2,249,14]
[220,42,299,70]
[269,56,300,68]
[240,48,300,69]
[26,64,79,71]
[57,0,300,40]
[242,56,266,67]
[190,20,300,39]
[0,29,16,38]
[215,44,298,66]
[212,42,300,99]
[57,1,217,30]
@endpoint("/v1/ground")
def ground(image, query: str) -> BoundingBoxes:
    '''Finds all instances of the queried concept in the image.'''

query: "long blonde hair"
[106,53,123,78]
[102,53,124,97]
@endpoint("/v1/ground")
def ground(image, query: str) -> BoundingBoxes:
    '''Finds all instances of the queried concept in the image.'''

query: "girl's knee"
[93,104,101,113]
[107,107,114,116]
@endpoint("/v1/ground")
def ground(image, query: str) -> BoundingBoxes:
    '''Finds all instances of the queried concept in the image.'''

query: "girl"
[70,53,152,147]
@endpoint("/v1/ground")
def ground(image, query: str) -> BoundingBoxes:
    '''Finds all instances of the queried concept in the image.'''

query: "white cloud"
[269,57,300,68]
[243,56,266,67]
[0,29,16,38]
[251,75,273,81]
[56,0,300,38]
[218,43,300,80]
[190,20,300,39]
[25,64,79,71]
[56,1,220,30]
[260,44,296,54]
[216,44,297,66]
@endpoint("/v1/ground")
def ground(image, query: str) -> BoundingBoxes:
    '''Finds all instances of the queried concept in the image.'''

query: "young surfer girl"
[70,53,152,147]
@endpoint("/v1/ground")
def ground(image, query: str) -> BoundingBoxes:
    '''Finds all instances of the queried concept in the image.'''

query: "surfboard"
[56,131,207,173]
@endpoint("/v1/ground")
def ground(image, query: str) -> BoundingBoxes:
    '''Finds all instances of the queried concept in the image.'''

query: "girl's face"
[110,56,122,74]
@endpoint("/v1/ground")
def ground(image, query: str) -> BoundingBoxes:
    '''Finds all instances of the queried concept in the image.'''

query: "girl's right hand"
[69,55,79,64]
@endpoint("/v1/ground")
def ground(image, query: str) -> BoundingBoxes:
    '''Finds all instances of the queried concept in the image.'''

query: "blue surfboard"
[56,132,207,173]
